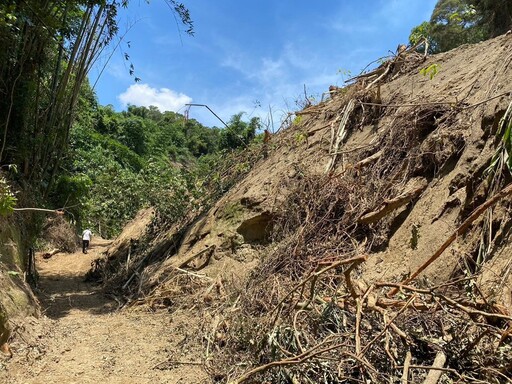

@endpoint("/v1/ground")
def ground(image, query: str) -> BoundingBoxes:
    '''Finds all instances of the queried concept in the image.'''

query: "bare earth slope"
[0,239,208,384]
[2,35,512,384]
[107,34,512,382]
[144,34,512,299]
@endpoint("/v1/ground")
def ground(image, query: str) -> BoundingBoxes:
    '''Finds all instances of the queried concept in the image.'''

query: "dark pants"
[82,240,90,254]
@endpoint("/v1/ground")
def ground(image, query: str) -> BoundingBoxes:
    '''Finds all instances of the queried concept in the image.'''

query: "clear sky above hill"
[91,0,437,128]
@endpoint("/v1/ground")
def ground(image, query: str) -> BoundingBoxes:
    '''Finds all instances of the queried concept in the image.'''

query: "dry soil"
[0,239,209,384]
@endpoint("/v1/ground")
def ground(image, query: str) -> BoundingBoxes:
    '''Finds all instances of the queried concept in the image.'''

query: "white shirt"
[82,229,92,241]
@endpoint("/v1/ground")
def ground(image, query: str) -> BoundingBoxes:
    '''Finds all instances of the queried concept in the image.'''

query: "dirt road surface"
[0,239,209,384]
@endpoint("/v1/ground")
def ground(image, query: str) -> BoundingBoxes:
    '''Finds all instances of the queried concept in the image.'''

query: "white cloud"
[258,57,286,83]
[118,83,192,112]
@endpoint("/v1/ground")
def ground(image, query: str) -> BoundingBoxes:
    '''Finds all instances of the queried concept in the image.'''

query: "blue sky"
[90,0,437,128]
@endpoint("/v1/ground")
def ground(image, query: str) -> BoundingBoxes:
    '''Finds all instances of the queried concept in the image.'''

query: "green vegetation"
[0,175,16,216]
[419,63,440,80]
[51,93,262,237]
[410,0,512,53]
[0,1,263,239]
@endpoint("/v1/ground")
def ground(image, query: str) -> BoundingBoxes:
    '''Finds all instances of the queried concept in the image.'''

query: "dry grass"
[39,216,78,253]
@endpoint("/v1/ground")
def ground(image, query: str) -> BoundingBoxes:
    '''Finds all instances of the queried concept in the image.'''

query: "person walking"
[82,228,92,254]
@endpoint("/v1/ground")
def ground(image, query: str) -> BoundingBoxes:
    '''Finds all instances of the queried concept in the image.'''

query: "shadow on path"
[35,240,115,319]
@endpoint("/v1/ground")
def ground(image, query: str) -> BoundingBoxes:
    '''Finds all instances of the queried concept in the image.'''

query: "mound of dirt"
[40,34,512,383]
[138,33,512,295]
[123,34,512,383]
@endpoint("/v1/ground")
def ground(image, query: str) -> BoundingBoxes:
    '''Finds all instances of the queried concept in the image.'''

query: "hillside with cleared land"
[3,33,512,384]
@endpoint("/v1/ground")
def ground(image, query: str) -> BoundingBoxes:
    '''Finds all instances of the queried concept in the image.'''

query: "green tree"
[470,0,512,37]
[220,113,259,150]
[0,1,193,196]
[410,0,511,53]
[119,117,147,156]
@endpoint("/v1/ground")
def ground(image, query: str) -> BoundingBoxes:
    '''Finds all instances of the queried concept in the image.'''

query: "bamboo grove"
[0,1,192,196]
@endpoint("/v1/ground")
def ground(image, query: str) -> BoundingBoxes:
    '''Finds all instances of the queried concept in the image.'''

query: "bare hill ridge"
[102,34,512,383]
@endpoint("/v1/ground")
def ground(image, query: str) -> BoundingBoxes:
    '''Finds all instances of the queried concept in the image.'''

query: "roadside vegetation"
[0,1,262,239]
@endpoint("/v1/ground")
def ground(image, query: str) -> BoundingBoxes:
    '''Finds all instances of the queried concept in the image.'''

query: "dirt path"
[0,240,209,384]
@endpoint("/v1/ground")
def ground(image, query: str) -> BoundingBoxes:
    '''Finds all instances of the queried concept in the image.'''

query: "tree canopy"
[410,0,512,53]
[0,1,265,237]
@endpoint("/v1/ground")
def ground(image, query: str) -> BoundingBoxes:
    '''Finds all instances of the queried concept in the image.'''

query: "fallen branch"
[401,349,412,384]
[389,182,512,296]
[42,248,60,259]
[436,293,512,321]
[355,298,362,355]
[360,295,416,356]
[359,179,427,224]
[228,341,346,384]
[366,62,392,89]
[271,254,367,324]
[177,245,216,270]
[173,267,213,280]
[422,351,447,384]
[354,150,382,171]
[377,282,512,321]
[325,99,356,174]
[345,67,384,83]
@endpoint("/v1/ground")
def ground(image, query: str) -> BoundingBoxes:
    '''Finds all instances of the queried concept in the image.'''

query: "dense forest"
[0,0,511,237]
[0,0,261,239]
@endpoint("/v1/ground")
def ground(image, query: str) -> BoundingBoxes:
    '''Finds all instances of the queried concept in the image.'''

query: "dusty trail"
[1,239,208,384]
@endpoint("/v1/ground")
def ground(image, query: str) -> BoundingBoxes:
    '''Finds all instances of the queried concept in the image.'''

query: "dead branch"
[173,267,213,280]
[325,99,356,174]
[358,179,428,224]
[390,182,512,296]
[272,254,367,321]
[360,295,416,356]
[377,282,512,321]
[42,248,60,259]
[355,298,362,355]
[177,245,216,270]
[436,293,512,321]
[367,299,410,341]
[402,349,412,384]
[343,259,362,299]
[422,351,447,384]
[366,63,392,89]
[344,66,384,83]
[375,296,430,310]
[228,341,347,384]
[354,150,383,171]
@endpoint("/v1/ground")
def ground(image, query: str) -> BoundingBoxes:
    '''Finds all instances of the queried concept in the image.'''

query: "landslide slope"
[107,34,512,383]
